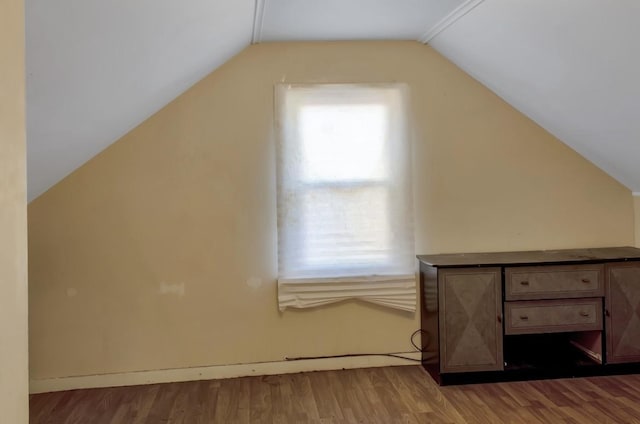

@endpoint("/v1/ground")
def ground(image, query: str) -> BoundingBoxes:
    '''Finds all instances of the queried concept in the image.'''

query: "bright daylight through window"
[276,84,415,312]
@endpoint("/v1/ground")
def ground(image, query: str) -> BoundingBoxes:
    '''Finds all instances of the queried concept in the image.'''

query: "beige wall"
[635,196,640,247]
[1,0,29,419]
[28,42,634,380]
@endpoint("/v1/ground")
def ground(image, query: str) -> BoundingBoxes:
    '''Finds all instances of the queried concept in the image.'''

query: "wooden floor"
[30,366,640,423]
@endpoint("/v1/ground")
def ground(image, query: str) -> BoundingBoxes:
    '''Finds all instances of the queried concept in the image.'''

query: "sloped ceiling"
[26,0,640,200]
[429,0,640,193]
[26,0,255,200]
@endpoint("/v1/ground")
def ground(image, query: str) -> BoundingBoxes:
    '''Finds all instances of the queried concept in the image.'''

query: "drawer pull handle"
[519,315,529,320]
[580,311,590,317]
[581,278,590,283]
[520,281,530,286]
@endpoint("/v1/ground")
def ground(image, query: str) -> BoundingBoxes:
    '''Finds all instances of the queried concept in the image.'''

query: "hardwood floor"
[30,366,640,423]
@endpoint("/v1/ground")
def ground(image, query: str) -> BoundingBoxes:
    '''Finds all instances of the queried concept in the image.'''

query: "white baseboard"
[29,352,421,394]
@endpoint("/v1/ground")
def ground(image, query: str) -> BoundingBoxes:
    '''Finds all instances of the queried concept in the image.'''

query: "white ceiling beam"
[419,0,485,44]
[252,0,267,44]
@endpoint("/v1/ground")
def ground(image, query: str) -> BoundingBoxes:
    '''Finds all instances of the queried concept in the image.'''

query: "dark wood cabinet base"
[418,247,640,386]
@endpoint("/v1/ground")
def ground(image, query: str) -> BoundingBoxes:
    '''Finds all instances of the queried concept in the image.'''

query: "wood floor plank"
[57,389,95,424]
[91,387,129,424]
[311,370,345,421]
[611,396,640,421]
[130,384,161,424]
[144,382,180,424]
[437,388,487,424]
[291,372,321,422]
[30,391,69,423]
[29,366,640,423]
[339,370,378,423]
[402,367,466,422]
[249,375,272,423]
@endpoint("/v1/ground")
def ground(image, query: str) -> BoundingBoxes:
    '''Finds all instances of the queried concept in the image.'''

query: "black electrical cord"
[286,352,421,362]
[285,329,428,363]
[411,329,430,352]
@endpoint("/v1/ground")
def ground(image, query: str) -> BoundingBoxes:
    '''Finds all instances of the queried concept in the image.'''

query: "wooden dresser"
[417,247,640,385]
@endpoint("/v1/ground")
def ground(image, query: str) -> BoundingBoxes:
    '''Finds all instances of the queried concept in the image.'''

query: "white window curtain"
[275,83,416,312]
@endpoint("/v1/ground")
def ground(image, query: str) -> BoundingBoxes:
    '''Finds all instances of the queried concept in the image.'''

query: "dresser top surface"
[417,247,640,268]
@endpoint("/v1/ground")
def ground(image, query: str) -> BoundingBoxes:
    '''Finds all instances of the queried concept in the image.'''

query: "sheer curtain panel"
[275,84,416,312]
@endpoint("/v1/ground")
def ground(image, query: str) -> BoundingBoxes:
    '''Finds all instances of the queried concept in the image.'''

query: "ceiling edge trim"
[252,0,267,44]
[418,0,485,44]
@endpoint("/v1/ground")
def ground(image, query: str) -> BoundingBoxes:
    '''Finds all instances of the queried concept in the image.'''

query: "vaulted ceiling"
[429,0,640,196]
[26,0,640,200]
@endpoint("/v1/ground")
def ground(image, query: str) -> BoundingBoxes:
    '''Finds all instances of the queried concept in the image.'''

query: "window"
[275,84,416,312]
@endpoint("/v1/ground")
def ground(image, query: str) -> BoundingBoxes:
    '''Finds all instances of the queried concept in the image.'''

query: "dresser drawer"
[505,264,604,300]
[504,298,602,335]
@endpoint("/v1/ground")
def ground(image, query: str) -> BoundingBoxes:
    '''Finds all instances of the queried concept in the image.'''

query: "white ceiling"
[429,0,640,193]
[256,0,465,42]
[26,0,640,200]
[26,0,254,200]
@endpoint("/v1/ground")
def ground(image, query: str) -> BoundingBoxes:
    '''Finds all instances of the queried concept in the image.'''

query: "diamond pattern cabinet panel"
[438,268,503,373]
[606,262,640,364]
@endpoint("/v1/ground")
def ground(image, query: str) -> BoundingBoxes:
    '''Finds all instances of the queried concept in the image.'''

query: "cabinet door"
[439,268,503,373]
[606,262,640,363]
